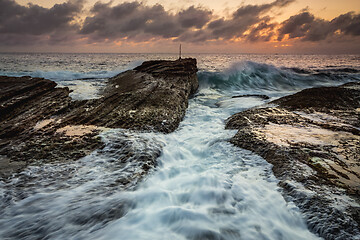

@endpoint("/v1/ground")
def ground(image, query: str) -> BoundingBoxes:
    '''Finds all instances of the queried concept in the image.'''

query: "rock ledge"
[226,82,360,239]
[0,58,198,180]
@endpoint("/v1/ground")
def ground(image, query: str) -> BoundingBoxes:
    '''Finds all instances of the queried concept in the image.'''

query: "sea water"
[0,53,359,239]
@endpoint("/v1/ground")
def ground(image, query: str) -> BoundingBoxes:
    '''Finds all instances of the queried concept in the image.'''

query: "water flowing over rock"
[226,82,360,239]
[0,58,198,180]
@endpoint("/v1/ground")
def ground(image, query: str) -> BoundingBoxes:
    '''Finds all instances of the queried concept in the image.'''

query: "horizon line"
[0,52,359,55]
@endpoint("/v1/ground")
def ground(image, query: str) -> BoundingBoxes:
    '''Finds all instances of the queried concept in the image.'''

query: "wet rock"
[231,94,270,100]
[226,82,360,239]
[0,76,71,138]
[0,58,198,179]
[0,76,103,179]
[63,58,198,133]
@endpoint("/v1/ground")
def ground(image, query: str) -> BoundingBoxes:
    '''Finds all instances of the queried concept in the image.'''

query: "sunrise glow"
[1,1,359,53]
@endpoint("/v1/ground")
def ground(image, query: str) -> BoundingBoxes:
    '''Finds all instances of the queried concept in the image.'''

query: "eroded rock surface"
[64,58,198,133]
[0,58,198,181]
[0,76,102,179]
[226,82,360,239]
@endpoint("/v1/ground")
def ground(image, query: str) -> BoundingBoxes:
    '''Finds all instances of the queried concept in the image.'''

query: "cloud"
[79,0,296,43]
[178,6,212,29]
[206,0,294,40]
[0,0,84,45]
[80,2,213,42]
[0,0,359,50]
[277,11,360,42]
[245,18,276,42]
[331,12,360,36]
[0,0,83,35]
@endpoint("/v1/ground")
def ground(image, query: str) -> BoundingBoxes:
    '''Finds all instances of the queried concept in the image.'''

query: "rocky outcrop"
[0,76,71,138]
[226,82,360,239]
[63,58,198,133]
[0,58,198,180]
[232,94,270,100]
[0,76,102,179]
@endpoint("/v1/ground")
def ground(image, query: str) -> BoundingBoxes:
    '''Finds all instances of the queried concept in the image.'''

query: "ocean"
[0,53,360,239]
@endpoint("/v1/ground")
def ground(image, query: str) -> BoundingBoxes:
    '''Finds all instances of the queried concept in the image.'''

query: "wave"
[0,69,125,81]
[0,59,145,82]
[198,61,360,93]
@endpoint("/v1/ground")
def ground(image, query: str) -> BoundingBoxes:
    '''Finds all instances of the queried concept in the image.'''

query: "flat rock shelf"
[226,82,360,239]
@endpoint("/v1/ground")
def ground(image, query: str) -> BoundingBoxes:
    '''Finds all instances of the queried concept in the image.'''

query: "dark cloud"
[278,11,360,42]
[207,0,295,40]
[0,0,23,23]
[0,0,83,35]
[331,12,360,36]
[80,2,212,42]
[0,0,359,48]
[178,6,212,29]
[79,0,296,43]
[0,33,44,46]
[246,18,276,42]
[233,0,294,18]
[278,12,315,40]
[0,2,79,46]
[177,30,211,43]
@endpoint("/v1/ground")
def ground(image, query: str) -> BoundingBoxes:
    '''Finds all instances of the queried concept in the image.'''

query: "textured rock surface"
[63,58,198,133]
[0,76,71,138]
[0,76,103,179]
[226,82,360,239]
[0,58,198,180]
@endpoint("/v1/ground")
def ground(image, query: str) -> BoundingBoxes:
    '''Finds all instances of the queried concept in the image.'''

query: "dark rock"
[0,76,71,138]
[317,68,360,74]
[231,94,270,100]
[285,67,312,74]
[226,82,360,239]
[273,83,360,113]
[0,58,198,180]
[0,76,103,179]
[0,59,197,240]
[63,58,198,133]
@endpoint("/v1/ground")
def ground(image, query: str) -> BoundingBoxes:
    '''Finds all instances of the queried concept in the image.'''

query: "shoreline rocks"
[0,58,198,180]
[0,76,99,179]
[231,94,270,100]
[226,82,360,239]
[64,58,198,133]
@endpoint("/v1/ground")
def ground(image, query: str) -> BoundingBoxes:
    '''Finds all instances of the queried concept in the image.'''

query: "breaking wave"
[198,61,360,93]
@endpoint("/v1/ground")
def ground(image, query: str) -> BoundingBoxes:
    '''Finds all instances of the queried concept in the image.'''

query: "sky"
[0,0,359,53]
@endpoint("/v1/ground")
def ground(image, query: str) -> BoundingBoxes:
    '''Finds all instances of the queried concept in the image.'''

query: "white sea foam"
[2,53,359,239]
[198,60,360,97]
[0,87,321,239]
[91,91,320,240]
[0,69,123,81]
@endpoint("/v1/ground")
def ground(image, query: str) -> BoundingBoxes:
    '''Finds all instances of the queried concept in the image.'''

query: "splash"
[198,61,360,94]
